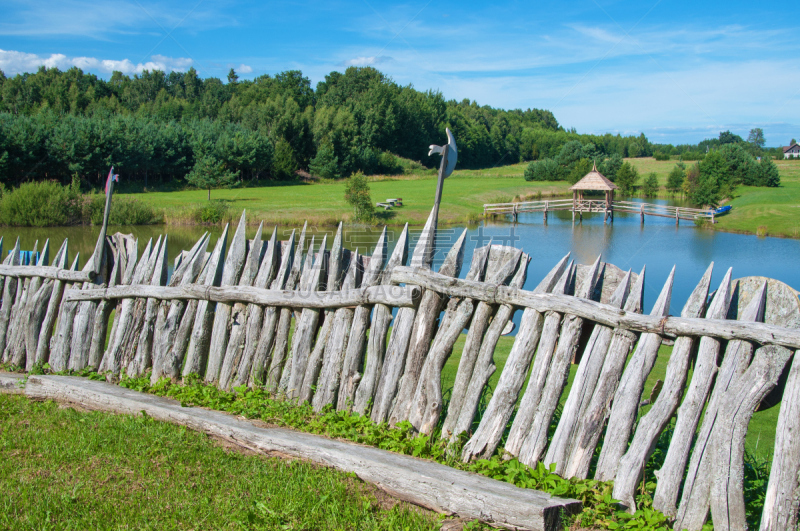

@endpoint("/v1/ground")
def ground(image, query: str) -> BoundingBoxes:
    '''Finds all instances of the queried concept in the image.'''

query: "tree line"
[0,65,654,191]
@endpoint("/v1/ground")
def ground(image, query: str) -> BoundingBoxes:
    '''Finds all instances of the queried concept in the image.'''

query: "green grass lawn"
[627,157,800,238]
[0,393,443,530]
[125,157,800,239]
[125,163,569,227]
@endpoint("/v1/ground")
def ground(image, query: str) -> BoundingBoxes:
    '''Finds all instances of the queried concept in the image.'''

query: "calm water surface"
[3,199,798,318]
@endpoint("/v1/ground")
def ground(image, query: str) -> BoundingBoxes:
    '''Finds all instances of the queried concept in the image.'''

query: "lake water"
[3,198,798,319]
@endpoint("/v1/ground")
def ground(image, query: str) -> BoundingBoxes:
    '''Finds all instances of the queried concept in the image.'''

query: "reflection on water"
[2,203,798,320]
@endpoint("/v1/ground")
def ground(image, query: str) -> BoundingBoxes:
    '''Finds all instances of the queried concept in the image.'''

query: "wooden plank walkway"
[483,198,716,224]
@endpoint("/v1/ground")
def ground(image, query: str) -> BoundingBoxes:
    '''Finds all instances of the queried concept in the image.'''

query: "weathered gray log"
[219,223,265,390]
[112,236,163,374]
[46,254,79,373]
[16,374,582,531]
[206,211,249,383]
[23,241,57,369]
[337,227,388,411]
[69,203,115,372]
[169,254,221,380]
[278,233,320,393]
[593,267,675,482]
[183,225,230,378]
[674,280,770,529]
[86,242,120,370]
[463,256,594,463]
[652,268,733,517]
[760,349,800,530]
[708,344,792,530]
[150,233,209,380]
[23,241,59,366]
[11,240,50,368]
[313,249,361,411]
[389,229,468,426]
[300,224,346,403]
[270,223,308,392]
[286,235,327,400]
[408,245,492,434]
[353,224,409,415]
[229,226,281,388]
[0,265,92,283]
[445,247,532,442]
[388,267,800,349]
[438,242,493,438]
[0,238,21,357]
[371,207,437,424]
[0,370,24,393]
[95,234,138,371]
[127,236,169,377]
[35,240,72,366]
[253,232,297,388]
[505,259,575,457]
[514,257,604,467]
[545,267,632,475]
[556,266,646,479]
[233,227,281,388]
[98,235,141,373]
[609,264,713,510]
[6,240,38,365]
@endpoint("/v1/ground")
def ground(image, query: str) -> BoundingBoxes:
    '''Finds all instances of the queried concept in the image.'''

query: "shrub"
[524,158,560,181]
[666,163,685,195]
[0,180,81,226]
[642,172,659,197]
[615,162,639,195]
[344,172,374,222]
[653,151,670,161]
[86,194,163,225]
[192,200,230,224]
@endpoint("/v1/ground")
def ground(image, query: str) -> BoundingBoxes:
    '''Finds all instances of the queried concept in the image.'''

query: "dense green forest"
[0,66,655,190]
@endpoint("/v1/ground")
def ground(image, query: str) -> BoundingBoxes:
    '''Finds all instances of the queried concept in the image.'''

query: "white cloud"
[0,49,193,75]
[339,56,393,67]
[238,64,253,74]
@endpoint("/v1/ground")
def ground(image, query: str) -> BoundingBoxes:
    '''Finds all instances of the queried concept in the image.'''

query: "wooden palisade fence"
[1,186,800,530]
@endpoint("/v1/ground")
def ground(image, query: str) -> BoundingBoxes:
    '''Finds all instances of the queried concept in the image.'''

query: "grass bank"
[626,158,800,239]
[0,393,443,530]
[124,163,569,227]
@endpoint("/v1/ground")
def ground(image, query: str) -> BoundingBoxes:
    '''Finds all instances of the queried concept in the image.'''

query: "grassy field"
[0,393,443,530]
[131,162,568,227]
[628,157,800,238]
[122,157,800,239]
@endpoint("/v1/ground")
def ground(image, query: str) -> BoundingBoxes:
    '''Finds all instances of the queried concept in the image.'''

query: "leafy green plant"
[191,200,230,224]
[0,180,82,226]
[344,171,374,222]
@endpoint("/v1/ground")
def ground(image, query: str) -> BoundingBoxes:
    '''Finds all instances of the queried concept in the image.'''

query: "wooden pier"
[483,198,716,225]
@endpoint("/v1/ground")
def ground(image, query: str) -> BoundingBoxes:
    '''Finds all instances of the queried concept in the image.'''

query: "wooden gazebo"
[570,162,618,223]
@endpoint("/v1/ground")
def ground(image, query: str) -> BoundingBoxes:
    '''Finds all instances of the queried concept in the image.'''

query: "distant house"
[784,143,800,158]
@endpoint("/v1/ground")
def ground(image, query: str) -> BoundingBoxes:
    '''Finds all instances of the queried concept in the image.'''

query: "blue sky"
[1,0,798,146]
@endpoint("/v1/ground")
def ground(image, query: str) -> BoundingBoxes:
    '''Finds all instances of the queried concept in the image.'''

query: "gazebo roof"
[570,163,618,191]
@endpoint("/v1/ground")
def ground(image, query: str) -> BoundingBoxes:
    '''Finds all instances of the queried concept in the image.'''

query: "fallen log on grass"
[9,373,581,531]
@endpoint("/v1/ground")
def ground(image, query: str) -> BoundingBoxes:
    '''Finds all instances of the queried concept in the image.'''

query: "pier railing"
[484,198,716,223]
[1,202,799,530]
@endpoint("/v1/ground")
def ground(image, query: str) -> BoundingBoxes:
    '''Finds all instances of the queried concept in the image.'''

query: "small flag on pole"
[105,167,119,196]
